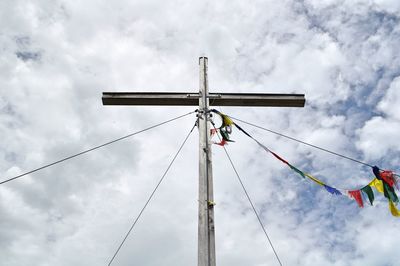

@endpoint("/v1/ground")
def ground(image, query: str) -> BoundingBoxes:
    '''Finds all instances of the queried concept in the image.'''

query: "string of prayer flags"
[266,148,400,216]
[262,144,400,217]
[266,146,400,216]
[210,111,400,216]
[210,111,400,217]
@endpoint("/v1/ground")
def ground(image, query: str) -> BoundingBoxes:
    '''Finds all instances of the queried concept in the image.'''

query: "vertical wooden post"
[198,57,216,266]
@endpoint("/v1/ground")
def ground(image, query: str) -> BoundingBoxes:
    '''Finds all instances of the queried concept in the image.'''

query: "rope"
[211,123,283,266]
[0,111,196,185]
[230,116,374,168]
[222,145,283,266]
[107,122,196,266]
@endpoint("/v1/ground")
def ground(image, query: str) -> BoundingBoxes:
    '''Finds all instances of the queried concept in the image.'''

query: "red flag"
[348,190,364,208]
[270,151,289,165]
[215,139,227,146]
[380,171,396,188]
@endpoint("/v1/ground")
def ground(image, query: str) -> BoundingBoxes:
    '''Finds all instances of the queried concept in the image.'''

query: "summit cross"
[102,57,305,266]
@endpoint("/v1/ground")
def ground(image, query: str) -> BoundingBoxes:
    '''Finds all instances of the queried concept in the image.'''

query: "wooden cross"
[102,57,305,266]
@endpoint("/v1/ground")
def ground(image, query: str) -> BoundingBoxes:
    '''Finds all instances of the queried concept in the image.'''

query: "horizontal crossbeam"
[102,92,305,107]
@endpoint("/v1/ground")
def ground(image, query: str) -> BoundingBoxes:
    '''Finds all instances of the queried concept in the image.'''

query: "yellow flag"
[369,178,384,194]
[304,173,324,186]
[389,201,400,217]
[221,114,234,126]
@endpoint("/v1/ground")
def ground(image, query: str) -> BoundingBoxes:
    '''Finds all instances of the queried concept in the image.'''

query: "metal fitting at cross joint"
[197,108,214,121]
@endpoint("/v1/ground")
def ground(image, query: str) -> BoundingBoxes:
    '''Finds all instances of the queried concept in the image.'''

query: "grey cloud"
[15,51,42,62]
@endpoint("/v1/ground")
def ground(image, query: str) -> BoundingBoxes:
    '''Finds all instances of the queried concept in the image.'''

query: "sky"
[1,0,400,265]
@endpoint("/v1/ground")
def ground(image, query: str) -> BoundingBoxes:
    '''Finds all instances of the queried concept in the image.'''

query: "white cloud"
[357,77,400,161]
[378,76,400,119]
[1,0,400,265]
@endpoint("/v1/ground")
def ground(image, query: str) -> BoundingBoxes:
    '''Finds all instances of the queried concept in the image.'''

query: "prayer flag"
[369,178,384,194]
[380,170,396,188]
[210,128,218,136]
[304,173,324,186]
[221,114,234,127]
[373,166,381,180]
[234,123,252,138]
[270,151,289,165]
[288,164,306,178]
[383,182,399,203]
[389,201,400,217]
[215,139,227,146]
[348,190,364,208]
[361,186,374,205]
[324,185,342,195]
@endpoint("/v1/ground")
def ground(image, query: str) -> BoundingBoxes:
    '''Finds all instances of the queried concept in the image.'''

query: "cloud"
[1,0,400,265]
[357,77,400,161]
